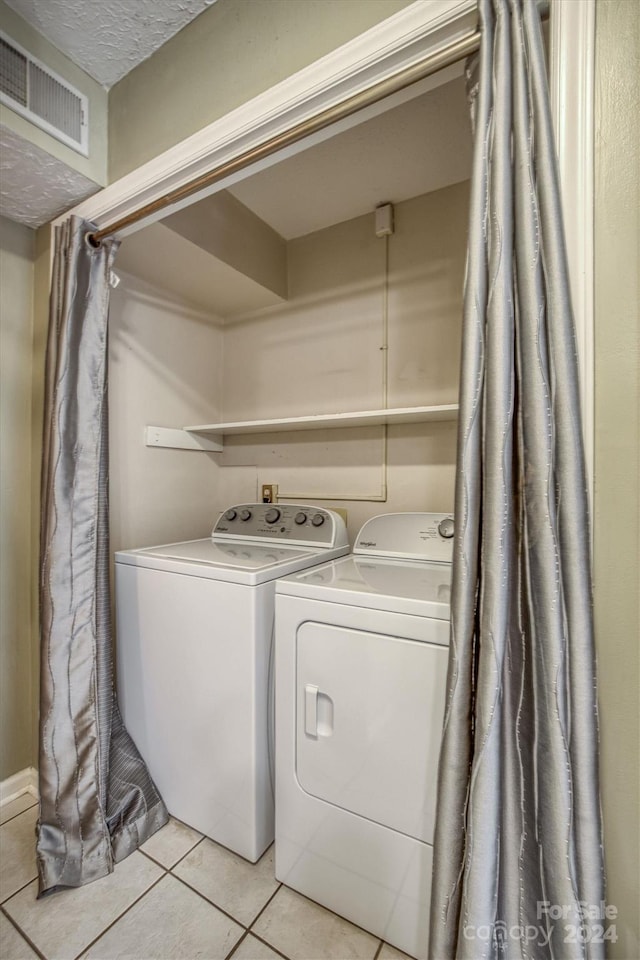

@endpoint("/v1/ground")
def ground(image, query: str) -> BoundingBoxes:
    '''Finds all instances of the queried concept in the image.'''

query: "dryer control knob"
[438,517,454,539]
[295,512,307,525]
[239,509,252,521]
[224,509,237,521]
[265,508,281,524]
[311,513,325,527]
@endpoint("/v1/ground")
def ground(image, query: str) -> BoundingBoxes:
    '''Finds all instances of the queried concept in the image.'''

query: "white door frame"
[549,0,596,503]
[56,0,595,496]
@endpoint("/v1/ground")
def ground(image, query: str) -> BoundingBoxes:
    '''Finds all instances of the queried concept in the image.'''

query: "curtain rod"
[88,28,483,246]
[87,8,544,248]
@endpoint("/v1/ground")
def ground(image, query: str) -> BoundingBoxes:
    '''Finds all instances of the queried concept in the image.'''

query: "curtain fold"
[429,2,605,958]
[37,216,168,896]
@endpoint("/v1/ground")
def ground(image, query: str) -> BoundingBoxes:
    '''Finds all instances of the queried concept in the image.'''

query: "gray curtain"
[37,216,168,896]
[429,1,605,958]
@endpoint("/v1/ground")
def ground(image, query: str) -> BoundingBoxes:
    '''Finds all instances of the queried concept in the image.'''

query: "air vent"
[0,33,88,156]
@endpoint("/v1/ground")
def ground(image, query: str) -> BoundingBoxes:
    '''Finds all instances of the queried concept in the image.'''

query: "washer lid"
[115,536,350,585]
[118,538,314,571]
[277,554,451,618]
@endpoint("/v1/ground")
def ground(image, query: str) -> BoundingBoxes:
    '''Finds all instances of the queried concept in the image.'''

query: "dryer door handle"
[304,683,334,738]
[304,684,319,737]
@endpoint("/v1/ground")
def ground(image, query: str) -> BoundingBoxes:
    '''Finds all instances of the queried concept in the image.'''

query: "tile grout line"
[1,873,39,908]
[246,880,283,931]
[263,884,387,956]
[164,833,207,871]
[0,800,39,828]
[223,928,251,960]
[244,928,293,960]
[241,883,296,960]
[137,847,167,870]
[136,830,205,872]
[0,903,48,960]
[2,825,388,960]
[166,837,280,930]
[169,872,251,931]
[89,831,279,949]
[0,805,40,907]
[69,870,168,960]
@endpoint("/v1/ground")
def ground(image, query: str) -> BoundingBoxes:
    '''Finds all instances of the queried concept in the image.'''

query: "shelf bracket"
[145,426,223,452]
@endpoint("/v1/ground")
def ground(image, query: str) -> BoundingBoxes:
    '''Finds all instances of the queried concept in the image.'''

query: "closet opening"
[108,68,473,548]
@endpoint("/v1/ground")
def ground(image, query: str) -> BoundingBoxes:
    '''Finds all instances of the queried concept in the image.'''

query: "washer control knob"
[239,509,252,521]
[294,512,307,525]
[265,508,281,524]
[224,509,237,521]
[311,513,325,527]
[438,517,454,539]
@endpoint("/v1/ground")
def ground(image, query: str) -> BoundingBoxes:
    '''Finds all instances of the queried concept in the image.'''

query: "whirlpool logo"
[358,540,377,548]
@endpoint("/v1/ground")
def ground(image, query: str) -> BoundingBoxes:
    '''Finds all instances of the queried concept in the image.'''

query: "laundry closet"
[107,70,472,554]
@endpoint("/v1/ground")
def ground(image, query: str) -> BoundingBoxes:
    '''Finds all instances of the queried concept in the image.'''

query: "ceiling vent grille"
[0,33,88,156]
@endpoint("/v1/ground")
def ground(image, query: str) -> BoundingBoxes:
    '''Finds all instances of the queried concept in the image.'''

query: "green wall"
[108,0,412,181]
[0,217,36,781]
[593,1,640,955]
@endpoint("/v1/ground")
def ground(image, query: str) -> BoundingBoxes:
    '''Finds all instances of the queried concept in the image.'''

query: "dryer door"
[295,619,448,844]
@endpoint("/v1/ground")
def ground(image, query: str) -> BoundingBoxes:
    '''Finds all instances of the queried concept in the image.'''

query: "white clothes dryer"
[115,503,348,863]
[274,513,453,958]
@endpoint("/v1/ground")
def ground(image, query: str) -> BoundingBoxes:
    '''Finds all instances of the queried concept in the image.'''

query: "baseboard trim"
[0,767,39,805]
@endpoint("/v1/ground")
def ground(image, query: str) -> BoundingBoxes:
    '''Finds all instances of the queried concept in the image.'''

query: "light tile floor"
[0,797,411,960]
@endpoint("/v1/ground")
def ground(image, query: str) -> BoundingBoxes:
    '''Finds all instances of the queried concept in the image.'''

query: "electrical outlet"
[261,483,278,504]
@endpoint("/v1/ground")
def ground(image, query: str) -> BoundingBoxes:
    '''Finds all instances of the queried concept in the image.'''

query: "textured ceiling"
[3,0,217,88]
[0,7,471,237]
[0,124,99,227]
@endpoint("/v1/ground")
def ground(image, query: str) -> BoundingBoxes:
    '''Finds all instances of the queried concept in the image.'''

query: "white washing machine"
[115,503,348,863]
[274,512,453,959]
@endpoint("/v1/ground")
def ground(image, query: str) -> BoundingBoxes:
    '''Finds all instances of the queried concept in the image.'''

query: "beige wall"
[0,0,108,186]
[108,274,224,553]
[593,1,640,955]
[107,0,412,181]
[29,226,50,767]
[110,182,466,547]
[0,216,36,781]
[221,182,468,539]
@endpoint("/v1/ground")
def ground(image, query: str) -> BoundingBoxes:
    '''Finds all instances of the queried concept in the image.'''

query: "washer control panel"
[354,512,455,563]
[213,504,348,548]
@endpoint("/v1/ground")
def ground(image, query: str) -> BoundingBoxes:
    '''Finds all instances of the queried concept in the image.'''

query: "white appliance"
[274,512,453,959]
[115,503,348,863]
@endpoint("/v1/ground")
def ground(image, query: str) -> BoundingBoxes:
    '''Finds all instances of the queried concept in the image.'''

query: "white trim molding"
[56,0,476,235]
[549,0,596,507]
[0,767,39,805]
[55,0,595,501]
